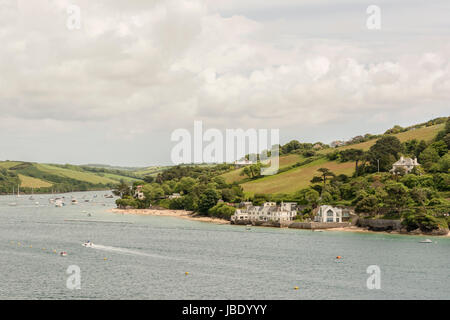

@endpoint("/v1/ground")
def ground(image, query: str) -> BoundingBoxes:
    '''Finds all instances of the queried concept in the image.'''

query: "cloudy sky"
[0,0,449,166]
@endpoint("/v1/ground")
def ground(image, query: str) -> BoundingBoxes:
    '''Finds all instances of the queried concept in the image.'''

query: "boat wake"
[86,243,177,260]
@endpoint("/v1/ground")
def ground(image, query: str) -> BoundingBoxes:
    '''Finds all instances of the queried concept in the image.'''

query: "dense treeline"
[115,164,242,219]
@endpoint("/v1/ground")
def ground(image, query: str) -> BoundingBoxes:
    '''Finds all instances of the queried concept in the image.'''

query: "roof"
[393,157,419,166]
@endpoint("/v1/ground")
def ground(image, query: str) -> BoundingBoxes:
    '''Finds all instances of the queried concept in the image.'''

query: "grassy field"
[241,158,355,195]
[319,123,444,154]
[18,174,53,188]
[0,161,23,169]
[101,172,142,183]
[134,166,169,177]
[220,154,305,184]
[36,164,118,184]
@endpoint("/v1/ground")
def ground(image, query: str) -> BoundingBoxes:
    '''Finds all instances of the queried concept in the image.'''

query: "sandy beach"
[110,208,230,224]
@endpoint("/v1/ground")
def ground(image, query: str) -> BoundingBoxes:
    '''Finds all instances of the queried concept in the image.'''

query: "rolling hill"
[0,161,144,194]
[222,122,445,196]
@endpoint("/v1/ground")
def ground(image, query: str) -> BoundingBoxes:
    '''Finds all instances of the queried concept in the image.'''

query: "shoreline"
[110,208,230,224]
[323,226,449,237]
[109,208,449,237]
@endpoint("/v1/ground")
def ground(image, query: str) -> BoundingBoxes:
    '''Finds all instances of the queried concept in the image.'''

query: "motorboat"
[82,241,93,247]
[55,199,64,207]
[8,202,17,206]
[71,199,78,205]
[419,239,433,243]
[60,251,68,256]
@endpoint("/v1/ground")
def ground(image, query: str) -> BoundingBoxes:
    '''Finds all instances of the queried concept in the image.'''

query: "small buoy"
[53,250,57,253]
[336,256,342,259]
[30,245,32,248]
[294,286,299,290]
[104,258,107,261]
[42,248,46,250]
[185,272,189,276]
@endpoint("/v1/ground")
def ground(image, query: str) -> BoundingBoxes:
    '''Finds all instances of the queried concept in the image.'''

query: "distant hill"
[0,161,143,194]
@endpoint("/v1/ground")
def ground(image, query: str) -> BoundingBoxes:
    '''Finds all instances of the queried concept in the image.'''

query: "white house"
[314,205,343,223]
[234,159,254,166]
[390,156,420,174]
[134,185,145,200]
[168,193,181,199]
[232,202,298,223]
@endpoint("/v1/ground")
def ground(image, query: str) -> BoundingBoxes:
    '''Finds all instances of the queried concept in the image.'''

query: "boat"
[246,224,252,230]
[82,241,93,247]
[8,202,17,206]
[419,239,433,243]
[71,199,78,205]
[105,195,113,198]
[60,251,68,256]
[55,199,64,207]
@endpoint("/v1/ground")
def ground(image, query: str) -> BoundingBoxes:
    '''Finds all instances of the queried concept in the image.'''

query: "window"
[327,217,334,222]
[327,210,334,217]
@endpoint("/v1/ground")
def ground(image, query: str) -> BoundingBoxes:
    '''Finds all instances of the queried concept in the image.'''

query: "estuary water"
[0,191,448,300]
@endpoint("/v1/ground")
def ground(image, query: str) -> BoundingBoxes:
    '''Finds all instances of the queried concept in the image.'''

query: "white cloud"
[0,0,449,165]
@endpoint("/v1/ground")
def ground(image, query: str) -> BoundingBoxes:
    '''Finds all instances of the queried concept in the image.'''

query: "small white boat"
[419,239,433,243]
[8,202,17,206]
[82,241,93,247]
[71,199,78,205]
[60,251,68,256]
[55,199,64,207]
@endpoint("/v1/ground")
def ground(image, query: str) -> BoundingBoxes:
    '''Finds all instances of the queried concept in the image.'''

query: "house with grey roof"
[390,156,420,174]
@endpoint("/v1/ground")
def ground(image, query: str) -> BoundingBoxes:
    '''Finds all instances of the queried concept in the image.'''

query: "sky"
[0,0,449,166]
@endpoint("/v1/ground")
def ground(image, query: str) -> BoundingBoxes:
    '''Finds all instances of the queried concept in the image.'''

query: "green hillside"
[0,161,143,194]
[222,122,445,196]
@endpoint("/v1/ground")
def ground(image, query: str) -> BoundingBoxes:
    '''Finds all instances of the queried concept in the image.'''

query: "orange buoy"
[336,256,342,259]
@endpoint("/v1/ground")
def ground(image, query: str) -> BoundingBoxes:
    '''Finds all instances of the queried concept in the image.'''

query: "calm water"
[0,191,448,300]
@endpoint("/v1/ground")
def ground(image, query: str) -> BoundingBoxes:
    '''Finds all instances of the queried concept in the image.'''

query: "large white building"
[232,202,298,223]
[314,205,345,223]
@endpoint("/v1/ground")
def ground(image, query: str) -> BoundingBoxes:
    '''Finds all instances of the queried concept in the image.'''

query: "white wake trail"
[87,243,177,260]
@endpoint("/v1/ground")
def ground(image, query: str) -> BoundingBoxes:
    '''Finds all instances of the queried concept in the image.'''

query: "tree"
[240,163,261,179]
[304,189,319,207]
[367,136,403,172]
[419,146,440,171]
[311,168,335,185]
[198,188,219,214]
[112,180,131,197]
[355,195,380,214]
[175,177,197,194]
[383,182,411,211]
[143,175,154,183]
